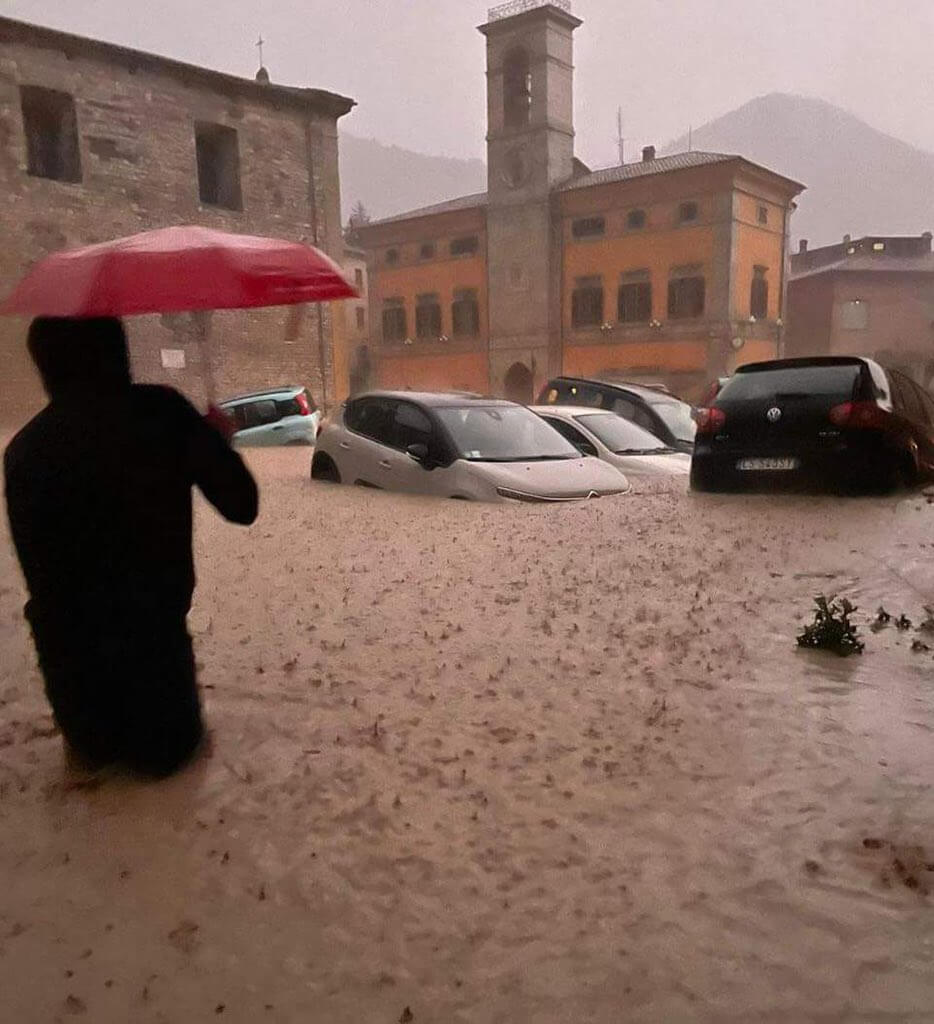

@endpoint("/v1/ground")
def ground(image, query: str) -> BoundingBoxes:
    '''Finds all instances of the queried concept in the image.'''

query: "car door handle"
[379,460,392,470]
[339,442,351,450]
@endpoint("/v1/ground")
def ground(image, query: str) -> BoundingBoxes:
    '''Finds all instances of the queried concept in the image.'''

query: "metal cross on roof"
[256,35,265,67]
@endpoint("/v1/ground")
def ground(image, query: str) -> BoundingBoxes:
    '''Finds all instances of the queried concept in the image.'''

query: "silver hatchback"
[311,391,630,502]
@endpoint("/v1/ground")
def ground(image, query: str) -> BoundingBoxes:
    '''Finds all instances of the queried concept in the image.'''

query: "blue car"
[220,385,321,447]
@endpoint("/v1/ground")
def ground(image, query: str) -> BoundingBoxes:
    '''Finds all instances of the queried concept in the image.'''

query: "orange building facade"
[358,2,804,404]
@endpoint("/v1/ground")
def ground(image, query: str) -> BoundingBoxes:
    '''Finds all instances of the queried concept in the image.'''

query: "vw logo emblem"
[766,407,782,423]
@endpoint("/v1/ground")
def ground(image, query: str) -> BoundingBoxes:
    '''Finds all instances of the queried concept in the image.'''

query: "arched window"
[503,48,531,129]
[750,266,769,319]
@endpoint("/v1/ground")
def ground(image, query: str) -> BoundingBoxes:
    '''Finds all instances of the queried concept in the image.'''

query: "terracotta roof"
[365,150,803,231]
[559,151,737,190]
[791,254,934,280]
[0,16,355,119]
[367,192,489,227]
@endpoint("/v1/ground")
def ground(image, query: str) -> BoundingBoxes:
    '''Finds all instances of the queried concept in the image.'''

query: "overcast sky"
[6,0,934,167]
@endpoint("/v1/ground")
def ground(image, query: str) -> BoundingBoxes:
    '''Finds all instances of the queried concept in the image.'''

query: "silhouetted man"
[4,317,259,777]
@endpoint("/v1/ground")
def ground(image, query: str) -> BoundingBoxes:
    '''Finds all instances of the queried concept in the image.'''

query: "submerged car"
[311,391,630,502]
[691,356,934,492]
[530,405,691,477]
[537,375,697,453]
[220,385,320,446]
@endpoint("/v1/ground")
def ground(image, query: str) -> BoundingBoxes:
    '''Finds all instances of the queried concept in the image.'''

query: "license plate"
[736,457,800,471]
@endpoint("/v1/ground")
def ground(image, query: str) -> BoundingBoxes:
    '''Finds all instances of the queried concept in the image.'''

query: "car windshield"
[437,405,579,462]
[719,364,861,402]
[574,413,670,453]
[648,399,697,443]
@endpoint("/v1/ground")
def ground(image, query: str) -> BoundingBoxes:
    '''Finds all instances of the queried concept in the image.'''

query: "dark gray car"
[537,376,697,453]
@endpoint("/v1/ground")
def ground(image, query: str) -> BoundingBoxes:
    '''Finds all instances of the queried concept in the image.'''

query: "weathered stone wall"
[0,19,350,427]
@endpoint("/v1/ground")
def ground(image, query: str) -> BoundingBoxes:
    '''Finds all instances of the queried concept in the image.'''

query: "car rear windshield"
[574,413,670,453]
[436,405,579,462]
[718,364,862,403]
[648,399,697,443]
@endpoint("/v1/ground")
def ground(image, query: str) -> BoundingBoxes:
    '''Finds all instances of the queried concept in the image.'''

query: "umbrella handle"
[194,312,218,409]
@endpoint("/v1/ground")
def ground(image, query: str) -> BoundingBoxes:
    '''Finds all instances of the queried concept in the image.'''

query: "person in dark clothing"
[4,317,259,777]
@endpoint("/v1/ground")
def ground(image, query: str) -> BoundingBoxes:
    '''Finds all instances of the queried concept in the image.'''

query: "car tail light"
[829,401,886,429]
[296,392,312,416]
[695,407,726,435]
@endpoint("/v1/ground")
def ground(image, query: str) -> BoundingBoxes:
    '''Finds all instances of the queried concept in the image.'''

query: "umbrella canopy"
[0,225,357,317]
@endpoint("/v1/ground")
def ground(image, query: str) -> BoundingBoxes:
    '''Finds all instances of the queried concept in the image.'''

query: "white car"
[311,392,631,502]
[530,405,691,477]
[220,385,321,447]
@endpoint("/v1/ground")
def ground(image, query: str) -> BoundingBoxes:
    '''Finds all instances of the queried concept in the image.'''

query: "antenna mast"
[617,107,624,165]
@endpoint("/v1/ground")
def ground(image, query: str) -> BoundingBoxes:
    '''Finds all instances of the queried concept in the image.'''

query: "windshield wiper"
[465,454,575,462]
[526,454,577,461]
[615,447,668,455]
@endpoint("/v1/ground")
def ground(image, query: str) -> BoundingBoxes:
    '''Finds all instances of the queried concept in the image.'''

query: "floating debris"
[797,596,864,657]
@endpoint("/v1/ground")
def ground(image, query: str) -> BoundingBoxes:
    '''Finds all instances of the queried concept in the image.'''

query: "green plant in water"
[797,595,865,657]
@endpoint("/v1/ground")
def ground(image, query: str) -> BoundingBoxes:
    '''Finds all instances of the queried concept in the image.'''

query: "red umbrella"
[0,225,358,406]
[0,225,356,317]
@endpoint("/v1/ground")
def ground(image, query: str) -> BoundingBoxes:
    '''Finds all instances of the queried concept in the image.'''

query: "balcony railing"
[488,0,571,21]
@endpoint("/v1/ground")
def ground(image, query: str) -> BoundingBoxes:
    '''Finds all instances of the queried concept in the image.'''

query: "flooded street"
[2,447,934,1022]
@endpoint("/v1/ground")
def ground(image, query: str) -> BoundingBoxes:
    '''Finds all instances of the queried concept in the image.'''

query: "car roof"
[547,376,681,403]
[530,405,617,418]
[350,390,517,408]
[733,356,876,375]
[220,385,302,404]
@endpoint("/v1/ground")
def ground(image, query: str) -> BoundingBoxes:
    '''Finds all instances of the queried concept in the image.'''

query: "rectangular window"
[20,85,81,183]
[668,275,705,318]
[419,242,436,260]
[757,205,768,225]
[415,293,442,339]
[678,201,699,223]
[572,216,606,239]
[572,276,604,327]
[838,299,869,330]
[386,248,399,265]
[382,298,407,343]
[450,235,479,256]
[626,209,646,230]
[355,306,366,330]
[617,273,652,323]
[354,268,364,289]
[452,288,480,337]
[750,266,768,319]
[195,122,242,210]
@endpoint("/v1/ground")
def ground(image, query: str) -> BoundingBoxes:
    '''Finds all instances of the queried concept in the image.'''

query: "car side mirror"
[406,442,430,464]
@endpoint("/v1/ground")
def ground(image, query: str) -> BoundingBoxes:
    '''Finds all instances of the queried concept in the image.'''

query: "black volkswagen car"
[690,356,934,492]
[537,376,697,453]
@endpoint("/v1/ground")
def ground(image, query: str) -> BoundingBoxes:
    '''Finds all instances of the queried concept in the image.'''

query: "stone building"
[786,233,934,388]
[359,0,804,404]
[0,16,354,425]
[342,245,372,395]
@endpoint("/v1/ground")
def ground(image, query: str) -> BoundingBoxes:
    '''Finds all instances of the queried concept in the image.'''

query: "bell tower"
[479,1,581,400]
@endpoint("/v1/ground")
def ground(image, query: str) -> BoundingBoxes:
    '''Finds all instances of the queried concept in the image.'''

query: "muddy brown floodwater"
[2,447,934,1023]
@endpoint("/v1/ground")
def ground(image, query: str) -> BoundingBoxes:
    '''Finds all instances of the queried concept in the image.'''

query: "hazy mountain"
[339,134,485,226]
[339,94,934,247]
[664,93,934,247]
